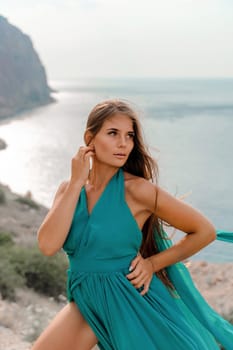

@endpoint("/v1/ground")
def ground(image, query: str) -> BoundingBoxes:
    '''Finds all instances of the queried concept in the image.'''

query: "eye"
[127,132,135,139]
[108,130,117,136]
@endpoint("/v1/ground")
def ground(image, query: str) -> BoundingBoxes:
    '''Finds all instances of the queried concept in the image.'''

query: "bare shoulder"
[123,171,156,211]
[123,171,152,192]
[123,171,184,214]
[123,171,216,237]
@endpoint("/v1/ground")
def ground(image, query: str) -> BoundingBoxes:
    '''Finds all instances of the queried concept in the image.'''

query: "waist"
[68,253,135,274]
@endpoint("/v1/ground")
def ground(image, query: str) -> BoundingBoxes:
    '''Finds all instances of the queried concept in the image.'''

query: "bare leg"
[31,302,98,350]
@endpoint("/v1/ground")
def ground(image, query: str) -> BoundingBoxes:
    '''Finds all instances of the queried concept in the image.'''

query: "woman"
[32,99,233,350]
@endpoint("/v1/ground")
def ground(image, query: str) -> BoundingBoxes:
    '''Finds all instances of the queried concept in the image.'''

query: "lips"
[113,153,127,159]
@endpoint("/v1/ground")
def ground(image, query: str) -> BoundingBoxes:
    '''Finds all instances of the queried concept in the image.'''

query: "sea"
[0,77,233,262]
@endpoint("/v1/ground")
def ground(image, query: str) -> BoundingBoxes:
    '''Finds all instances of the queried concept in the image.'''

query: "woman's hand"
[70,145,95,186]
[126,254,154,295]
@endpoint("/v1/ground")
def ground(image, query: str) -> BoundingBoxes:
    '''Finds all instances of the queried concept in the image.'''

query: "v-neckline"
[83,169,120,217]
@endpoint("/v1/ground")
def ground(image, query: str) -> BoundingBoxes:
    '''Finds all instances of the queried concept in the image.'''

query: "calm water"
[0,78,233,261]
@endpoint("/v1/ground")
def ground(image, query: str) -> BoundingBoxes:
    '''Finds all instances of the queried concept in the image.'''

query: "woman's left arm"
[126,181,216,294]
[148,185,216,272]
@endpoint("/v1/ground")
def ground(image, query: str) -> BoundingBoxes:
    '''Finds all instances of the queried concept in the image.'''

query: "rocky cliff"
[0,15,54,119]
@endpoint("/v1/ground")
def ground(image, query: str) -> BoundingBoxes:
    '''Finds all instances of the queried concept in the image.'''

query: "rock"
[189,261,233,320]
[0,15,55,120]
[0,182,48,245]
[0,138,7,150]
[0,326,31,350]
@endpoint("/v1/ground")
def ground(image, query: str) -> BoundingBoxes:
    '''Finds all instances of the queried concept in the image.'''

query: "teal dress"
[63,168,233,350]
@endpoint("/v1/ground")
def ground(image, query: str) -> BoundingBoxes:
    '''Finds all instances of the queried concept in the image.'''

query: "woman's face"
[91,113,135,168]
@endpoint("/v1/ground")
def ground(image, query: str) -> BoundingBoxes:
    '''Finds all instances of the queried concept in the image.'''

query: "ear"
[84,130,94,146]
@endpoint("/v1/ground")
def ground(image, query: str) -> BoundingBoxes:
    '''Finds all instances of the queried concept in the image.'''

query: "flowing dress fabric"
[63,168,233,350]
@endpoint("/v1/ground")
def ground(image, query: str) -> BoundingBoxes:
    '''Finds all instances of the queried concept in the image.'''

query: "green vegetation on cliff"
[0,232,68,301]
[0,183,68,301]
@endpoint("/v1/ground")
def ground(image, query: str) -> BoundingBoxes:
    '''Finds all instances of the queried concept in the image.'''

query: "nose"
[118,135,127,147]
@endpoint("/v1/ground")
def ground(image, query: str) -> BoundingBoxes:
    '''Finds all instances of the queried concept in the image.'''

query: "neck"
[87,162,119,190]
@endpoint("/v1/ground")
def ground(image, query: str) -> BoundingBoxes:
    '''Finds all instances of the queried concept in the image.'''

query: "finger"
[84,151,95,160]
[126,264,142,279]
[80,146,94,155]
[140,281,150,296]
[74,146,94,158]
[128,255,141,272]
[127,258,145,277]
[129,275,145,288]
[127,266,147,283]
[73,150,94,164]
[127,269,144,283]
[78,146,86,154]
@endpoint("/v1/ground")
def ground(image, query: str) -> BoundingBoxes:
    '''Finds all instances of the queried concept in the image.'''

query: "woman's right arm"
[37,145,95,256]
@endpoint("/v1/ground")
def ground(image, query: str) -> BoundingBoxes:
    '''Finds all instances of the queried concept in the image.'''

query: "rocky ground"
[0,289,66,350]
[0,261,232,350]
[0,181,232,349]
[0,181,48,247]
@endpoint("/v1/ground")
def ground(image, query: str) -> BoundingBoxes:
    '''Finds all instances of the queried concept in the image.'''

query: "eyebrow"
[106,128,135,133]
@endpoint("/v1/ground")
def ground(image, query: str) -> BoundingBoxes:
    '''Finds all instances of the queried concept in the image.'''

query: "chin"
[96,155,128,168]
[105,159,127,168]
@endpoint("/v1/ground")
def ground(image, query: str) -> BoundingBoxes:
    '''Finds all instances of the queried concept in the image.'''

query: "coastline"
[0,95,56,125]
[0,96,57,157]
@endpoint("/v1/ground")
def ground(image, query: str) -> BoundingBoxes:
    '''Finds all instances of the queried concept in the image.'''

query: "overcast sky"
[1,0,233,80]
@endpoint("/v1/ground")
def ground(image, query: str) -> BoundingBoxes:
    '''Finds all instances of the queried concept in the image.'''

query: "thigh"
[31,302,98,350]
